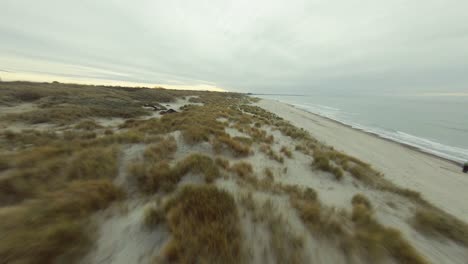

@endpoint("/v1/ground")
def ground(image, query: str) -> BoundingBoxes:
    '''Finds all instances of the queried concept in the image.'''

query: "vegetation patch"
[212,134,251,157]
[67,146,119,180]
[0,180,123,264]
[159,185,243,263]
[350,199,428,264]
[260,144,284,163]
[412,209,468,246]
[312,150,344,180]
[230,161,253,178]
[131,153,220,193]
[143,136,177,162]
[143,206,165,228]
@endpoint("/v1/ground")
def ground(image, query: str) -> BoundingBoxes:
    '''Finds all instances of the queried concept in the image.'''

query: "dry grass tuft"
[132,153,220,193]
[215,157,230,170]
[213,134,251,157]
[230,161,253,178]
[0,180,123,264]
[351,198,428,264]
[143,136,177,162]
[351,193,372,210]
[182,126,210,145]
[280,146,293,158]
[67,146,119,180]
[75,119,102,130]
[412,209,468,246]
[264,167,274,180]
[159,185,243,263]
[312,150,343,180]
[143,206,165,228]
[260,144,284,163]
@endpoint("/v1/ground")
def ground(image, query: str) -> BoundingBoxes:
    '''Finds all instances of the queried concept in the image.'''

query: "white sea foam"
[293,103,468,164]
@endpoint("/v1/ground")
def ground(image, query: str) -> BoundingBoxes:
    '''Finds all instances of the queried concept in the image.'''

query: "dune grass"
[230,161,253,178]
[312,150,344,180]
[67,146,119,180]
[260,144,284,163]
[212,134,251,157]
[350,197,428,264]
[0,180,123,264]
[131,153,221,193]
[412,209,468,246]
[143,206,165,228]
[143,136,177,162]
[159,185,243,263]
[75,119,102,130]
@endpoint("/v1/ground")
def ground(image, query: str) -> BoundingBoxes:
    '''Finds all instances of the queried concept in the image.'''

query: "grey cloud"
[1,0,467,93]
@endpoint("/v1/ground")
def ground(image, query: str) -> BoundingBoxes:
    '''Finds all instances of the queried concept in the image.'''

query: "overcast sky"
[1,0,468,93]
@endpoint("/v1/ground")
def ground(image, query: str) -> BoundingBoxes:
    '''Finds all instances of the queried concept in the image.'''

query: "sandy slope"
[257,99,468,223]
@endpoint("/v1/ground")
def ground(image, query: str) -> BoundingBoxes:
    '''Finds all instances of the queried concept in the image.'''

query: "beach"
[257,98,468,222]
[2,82,468,263]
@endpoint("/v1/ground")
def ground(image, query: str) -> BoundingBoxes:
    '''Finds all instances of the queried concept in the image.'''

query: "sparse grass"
[0,180,123,264]
[159,185,243,263]
[312,150,343,180]
[131,153,220,193]
[75,119,102,130]
[264,167,274,180]
[1,129,60,148]
[0,155,11,171]
[350,199,428,264]
[182,126,210,144]
[143,206,165,228]
[412,209,468,246]
[351,193,372,210]
[215,157,230,170]
[175,154,220,183]
[240,194,305,264]
[280,146,292,158]
[213,134,251,157]
[230,161,253,178]
[67,146,119,180]
[143,136,177,162]
[260,144,284,163]
[246,127,274,144]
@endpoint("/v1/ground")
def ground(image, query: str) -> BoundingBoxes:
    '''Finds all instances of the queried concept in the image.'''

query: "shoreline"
[256,98,468,222]
[284,102,463,167]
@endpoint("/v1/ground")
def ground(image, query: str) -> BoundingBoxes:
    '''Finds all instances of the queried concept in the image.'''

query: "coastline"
[285,102,463,167]
[256,98,468,222]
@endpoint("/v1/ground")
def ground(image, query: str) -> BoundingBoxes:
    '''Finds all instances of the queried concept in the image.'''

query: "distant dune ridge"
[0,81,467,264]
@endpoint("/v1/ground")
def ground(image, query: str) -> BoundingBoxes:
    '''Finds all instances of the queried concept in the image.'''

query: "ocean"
[258,94,468,164]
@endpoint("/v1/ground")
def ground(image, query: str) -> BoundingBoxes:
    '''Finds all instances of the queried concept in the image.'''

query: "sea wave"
[293,103,468,164]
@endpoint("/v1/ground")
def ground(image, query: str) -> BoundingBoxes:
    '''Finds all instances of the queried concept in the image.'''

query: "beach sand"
[257,98,468,222]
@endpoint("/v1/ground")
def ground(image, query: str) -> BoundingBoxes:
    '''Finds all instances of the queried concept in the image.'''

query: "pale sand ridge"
[257,98,468,222]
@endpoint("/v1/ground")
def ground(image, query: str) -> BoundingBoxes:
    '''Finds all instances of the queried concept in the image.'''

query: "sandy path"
[257,99,468,222]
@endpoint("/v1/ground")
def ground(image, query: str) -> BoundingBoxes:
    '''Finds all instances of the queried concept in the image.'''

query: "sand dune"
[257,98,468,223]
